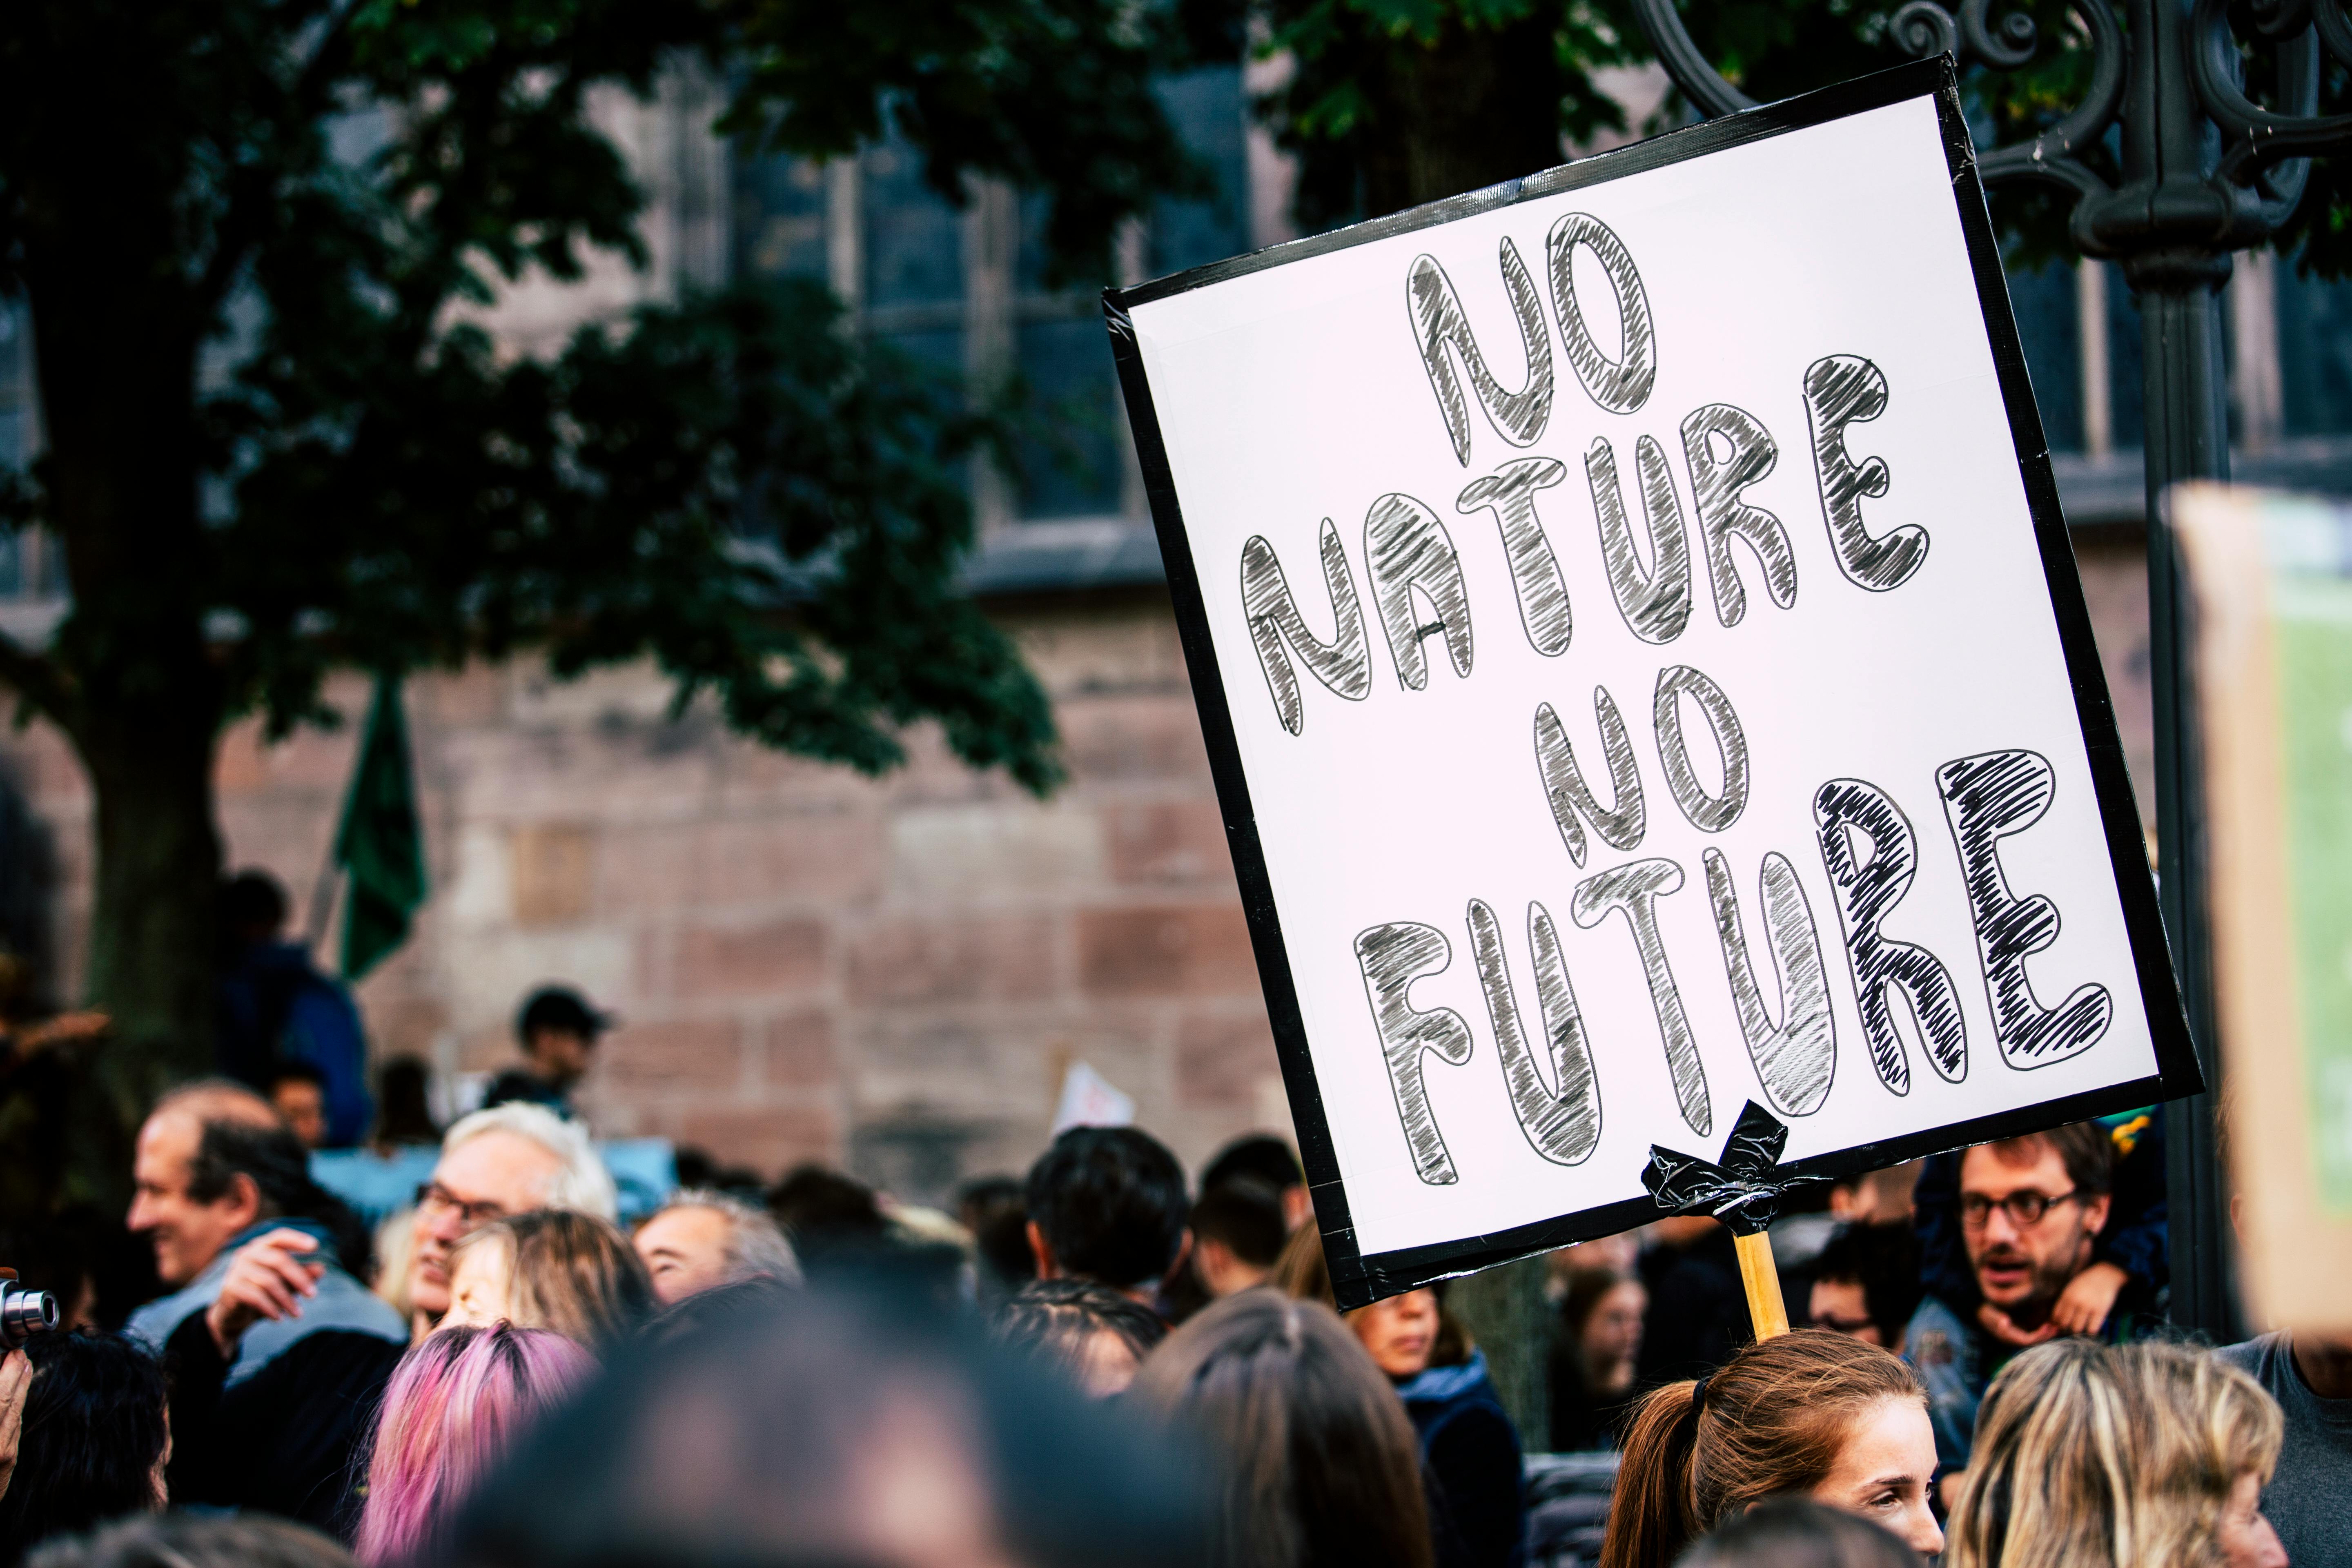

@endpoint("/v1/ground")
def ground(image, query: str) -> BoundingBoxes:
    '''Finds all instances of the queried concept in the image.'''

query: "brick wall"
[0,536,2157,1202]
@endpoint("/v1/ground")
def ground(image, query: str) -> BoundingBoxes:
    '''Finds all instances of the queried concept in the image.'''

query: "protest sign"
[1106,58,2198,1307]
[2177,483,2352,1332]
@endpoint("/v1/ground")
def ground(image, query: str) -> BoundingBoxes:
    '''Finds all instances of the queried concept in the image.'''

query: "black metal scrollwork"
[1630,0,2350,263]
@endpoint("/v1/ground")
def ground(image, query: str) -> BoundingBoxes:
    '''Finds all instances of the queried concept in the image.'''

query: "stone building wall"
[0,538,2156,1200]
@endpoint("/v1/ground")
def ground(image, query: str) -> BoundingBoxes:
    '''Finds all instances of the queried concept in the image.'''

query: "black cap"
[517,985,615,1044]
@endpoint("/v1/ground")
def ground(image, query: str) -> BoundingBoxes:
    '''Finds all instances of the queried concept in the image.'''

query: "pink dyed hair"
[354,1322,595,1565]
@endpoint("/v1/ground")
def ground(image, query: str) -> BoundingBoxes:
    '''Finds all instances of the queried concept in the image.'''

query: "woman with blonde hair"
[1600,1329,1943,1568]
[1944,1339,2285,1568]
[441,1209,655,1350]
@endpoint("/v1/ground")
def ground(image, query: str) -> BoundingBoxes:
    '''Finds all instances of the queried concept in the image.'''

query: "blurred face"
[272,1080,327,1149]
[1809,1278,1883,1345]
[636,1205,737,1305]
[410,1131,563,1319]
[529,1028,597,1089]
[440,1239,515,1330]
[2217,1472,2286,1568]
[126,1112,255,1287]
[1579,1280,1646,1392]
[1351,1289,1439,1379]
[1810,1396,1943,1558]
[1960,1143,2109,1314]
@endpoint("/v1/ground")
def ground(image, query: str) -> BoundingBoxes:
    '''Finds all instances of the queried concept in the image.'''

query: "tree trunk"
[78,708,223,1123]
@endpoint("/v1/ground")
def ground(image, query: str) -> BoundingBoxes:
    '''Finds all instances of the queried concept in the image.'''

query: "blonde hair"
[450,1210,654,1350]
[1945,1339,2283,1568]
[1600,1329,1927,1568]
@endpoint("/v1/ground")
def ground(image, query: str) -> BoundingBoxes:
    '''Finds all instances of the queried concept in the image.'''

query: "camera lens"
[0,1283,57,1348]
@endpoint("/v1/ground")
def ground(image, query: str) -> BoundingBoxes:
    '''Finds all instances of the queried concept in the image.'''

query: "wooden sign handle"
[1733,1230,1790,1340]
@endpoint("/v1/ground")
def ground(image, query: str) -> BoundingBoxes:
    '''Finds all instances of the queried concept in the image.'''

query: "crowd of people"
[0,1010,2340,1568]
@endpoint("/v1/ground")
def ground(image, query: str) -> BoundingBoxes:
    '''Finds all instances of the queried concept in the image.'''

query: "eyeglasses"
[1960,1188,2080,1229]
[1808,1310,1878,1336]
[415,1181,507,1230]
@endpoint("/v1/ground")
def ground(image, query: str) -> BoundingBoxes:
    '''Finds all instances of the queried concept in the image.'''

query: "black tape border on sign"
[1101,54,2201,1311]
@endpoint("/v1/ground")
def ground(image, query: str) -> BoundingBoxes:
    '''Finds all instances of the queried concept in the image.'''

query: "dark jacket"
[1396,1351,1527,1568]
[217,939,374,1147]
[127,1218,408,1535]
[1635,1225,1747,1388]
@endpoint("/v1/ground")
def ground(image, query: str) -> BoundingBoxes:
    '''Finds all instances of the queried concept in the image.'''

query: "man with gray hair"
[633,1189,801,1304]
[408,1101,619,1333]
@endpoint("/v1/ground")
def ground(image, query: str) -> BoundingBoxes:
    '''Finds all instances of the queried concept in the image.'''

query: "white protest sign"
[1106,60,2196,1305]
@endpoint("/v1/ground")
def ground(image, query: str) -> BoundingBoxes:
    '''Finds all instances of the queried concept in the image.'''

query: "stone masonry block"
[1105,800,1234,886]
[1077,904,1257,999]
[889,802,1101,898]
[843,913,1056,1006]
[1175,1010,1281,1110]
[762,1009,838,1087]
[599,1018,744,1093]
[1057,696,1213,786]
[511,824,595,927]
[675,1102,841,1178]
[668,918,828,1000]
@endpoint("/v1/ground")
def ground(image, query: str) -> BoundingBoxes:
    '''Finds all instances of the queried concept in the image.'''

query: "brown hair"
[1599,1329,1926,1568]
[1270,1223,1335,1308]
[1970,1123,2115,1198]
[1128,1291,1433,1568]
[1945,1339,2281,1568]
[1267,1226,1470,1367]
[454,1209,655,1350]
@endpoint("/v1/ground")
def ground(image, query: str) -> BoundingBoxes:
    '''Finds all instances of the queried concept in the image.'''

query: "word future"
[1238,214,2112,1187]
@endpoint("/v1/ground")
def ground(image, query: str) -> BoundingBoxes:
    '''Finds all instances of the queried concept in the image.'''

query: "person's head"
[267,1062,330,1150]
[221,870,290,948]
[1562,1267,1646,1398]
[27,1512,356,1568]
[1958,1127,2113,1319]
[632,1190,802,1305]
[1023,1127,1189,1296]
[1189,1179,1287,1299]
[956,1175,1035,1298]
[374,1056,442,1147]
[1129,1290,1432,1568]
[443,1209,655,1350]
[513,987,610,1090]
[1826,1164,1921,1227]
[443,1286,1209,1568]
[127,1082,304,1285]
[1199,1136,1311,1233]
[355,1324,595,1566]
[1348,1287,1440,1380]
[0,1333,170,1563]
[1602,1329,1941,1568]
[993,1278,1168,1398]
[410,1103,618,1321]
[1945,1339,2284,1568]
[1677,1497,1918,1568]
[1806,1224,1922,1350]
[766,1164,887,1263]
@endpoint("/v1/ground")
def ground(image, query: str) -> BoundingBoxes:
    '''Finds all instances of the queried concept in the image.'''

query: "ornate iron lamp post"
[1632,0,2352,1337]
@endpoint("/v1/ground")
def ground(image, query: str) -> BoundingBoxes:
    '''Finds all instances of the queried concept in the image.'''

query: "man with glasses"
[1903,1123,2128,1485]
[403,1101,617,1336]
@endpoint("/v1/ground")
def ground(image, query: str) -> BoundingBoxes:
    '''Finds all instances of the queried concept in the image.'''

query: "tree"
[1245,0,2352,273]
[0,0,1209,1183]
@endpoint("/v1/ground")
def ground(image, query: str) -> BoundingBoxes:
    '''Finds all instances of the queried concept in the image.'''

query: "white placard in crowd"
[1106,60,2197,1305]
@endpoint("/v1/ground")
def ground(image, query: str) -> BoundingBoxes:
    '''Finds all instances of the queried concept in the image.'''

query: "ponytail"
[1596,1330,1925,1568]
[1599,1379,1704,1568]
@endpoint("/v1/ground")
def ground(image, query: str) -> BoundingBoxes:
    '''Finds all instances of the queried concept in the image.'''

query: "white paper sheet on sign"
[1122,91,2165,1261]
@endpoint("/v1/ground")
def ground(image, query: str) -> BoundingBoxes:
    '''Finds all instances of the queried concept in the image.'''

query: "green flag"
[333,675,428,980]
